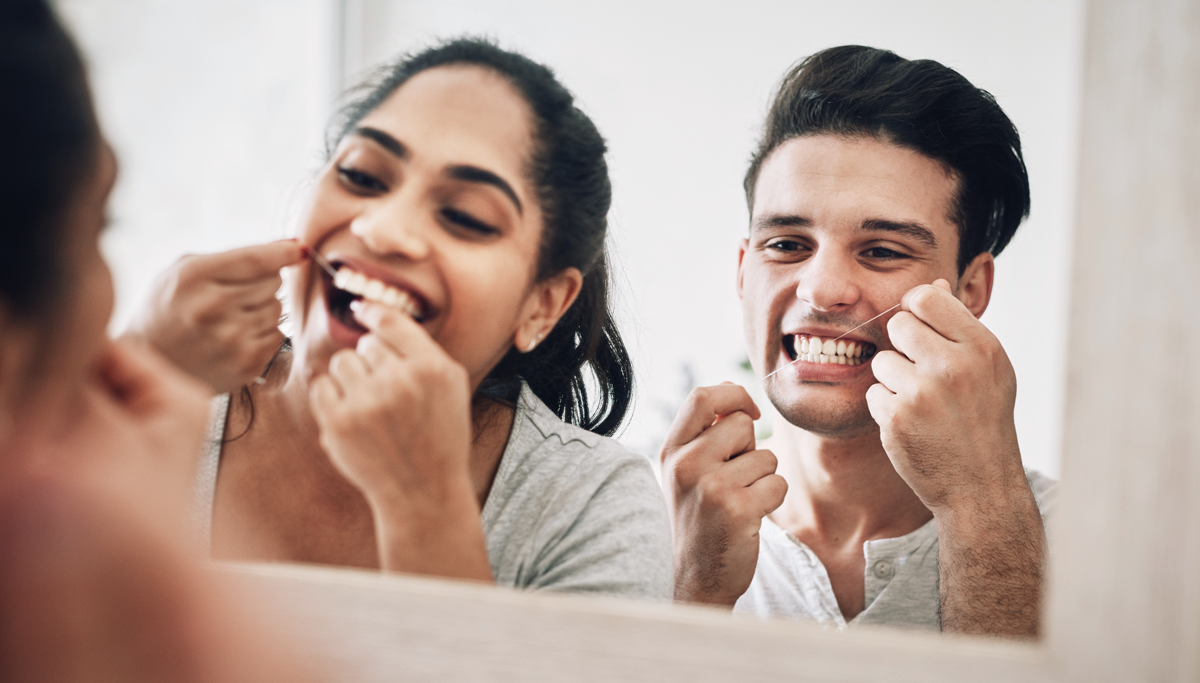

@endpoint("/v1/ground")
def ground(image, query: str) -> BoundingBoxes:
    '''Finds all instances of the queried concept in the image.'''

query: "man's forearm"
[935,486,1046,637]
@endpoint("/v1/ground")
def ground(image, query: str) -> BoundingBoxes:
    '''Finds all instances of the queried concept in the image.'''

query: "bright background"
[59,0,1083,476]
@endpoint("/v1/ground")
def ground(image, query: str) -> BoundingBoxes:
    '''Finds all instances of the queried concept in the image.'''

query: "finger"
[715,448,779,488]
[663,412,754,476]
[356,332,401,371]
[898,281,982,345]
[745,472,788,517]
[239,296,284,330]
[219,277,285,312]
[662,384,761,450]
[351,300,435,358]
[864,382,897,427]
[309,374,342,413]
[328,348,371,386]
[870,349,918,395]
[204,240,304,283]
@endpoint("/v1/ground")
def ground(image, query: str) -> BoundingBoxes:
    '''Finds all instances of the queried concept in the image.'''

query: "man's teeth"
[333,267,421,319]
[792,335,872,366]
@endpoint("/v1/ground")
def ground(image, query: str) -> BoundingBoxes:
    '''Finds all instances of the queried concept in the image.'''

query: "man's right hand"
[125,239,304,394]
[660,383,787,607]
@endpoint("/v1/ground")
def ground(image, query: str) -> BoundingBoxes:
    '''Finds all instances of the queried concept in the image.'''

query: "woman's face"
[291,64,551,388]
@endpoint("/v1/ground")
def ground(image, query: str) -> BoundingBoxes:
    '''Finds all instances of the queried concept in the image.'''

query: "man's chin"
[767,388,879,439]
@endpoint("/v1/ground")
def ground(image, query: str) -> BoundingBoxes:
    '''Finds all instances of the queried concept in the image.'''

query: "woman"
[0,1,308,679]
[139,39,673,597]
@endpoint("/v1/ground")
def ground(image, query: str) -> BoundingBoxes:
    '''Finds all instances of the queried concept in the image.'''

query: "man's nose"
[794,249,861,312]
[349,196,431,261]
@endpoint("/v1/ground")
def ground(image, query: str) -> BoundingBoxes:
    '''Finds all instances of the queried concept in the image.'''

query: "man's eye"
[441,207,499,236]
[766,239,804,252]
[863,246,909,260]
[337,167,386,192]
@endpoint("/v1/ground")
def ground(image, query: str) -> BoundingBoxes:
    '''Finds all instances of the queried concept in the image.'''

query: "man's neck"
[766,418,932,551]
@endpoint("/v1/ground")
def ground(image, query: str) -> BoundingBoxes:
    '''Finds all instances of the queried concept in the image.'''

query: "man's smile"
[783,334,877,366]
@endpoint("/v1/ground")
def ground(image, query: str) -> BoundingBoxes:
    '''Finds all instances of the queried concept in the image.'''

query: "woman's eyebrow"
[353,126,408,159]
[447,165,523,215]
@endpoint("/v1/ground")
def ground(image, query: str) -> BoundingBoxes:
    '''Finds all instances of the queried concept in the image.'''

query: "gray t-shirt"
[194,384,673,600]
[733,469,1057,629]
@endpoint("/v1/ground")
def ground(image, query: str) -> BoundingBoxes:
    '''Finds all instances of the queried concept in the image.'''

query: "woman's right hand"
[125,240,304,394]
[308,300,492,581]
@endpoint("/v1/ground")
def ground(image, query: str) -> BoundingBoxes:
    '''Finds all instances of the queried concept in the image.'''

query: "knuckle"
[686,386,713,411]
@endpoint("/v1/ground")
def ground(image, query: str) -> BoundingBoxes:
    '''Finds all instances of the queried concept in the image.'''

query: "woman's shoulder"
[504,384,651,479]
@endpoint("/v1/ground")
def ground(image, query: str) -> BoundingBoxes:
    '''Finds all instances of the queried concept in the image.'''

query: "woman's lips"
[331,265,424,320]
[320,260,431,349]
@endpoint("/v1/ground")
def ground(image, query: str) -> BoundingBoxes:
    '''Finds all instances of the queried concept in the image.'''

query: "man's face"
[739,134,984,439]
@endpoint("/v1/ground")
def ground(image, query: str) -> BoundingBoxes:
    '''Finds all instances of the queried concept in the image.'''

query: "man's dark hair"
[744,45,1030,272]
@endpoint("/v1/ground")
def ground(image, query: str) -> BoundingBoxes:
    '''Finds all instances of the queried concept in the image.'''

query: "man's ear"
[957,251,995,319]
[513,267,584,353]
[737,239,749,300]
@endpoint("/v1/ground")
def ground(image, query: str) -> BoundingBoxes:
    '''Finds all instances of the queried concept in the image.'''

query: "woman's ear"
[514,268,584,353]
[957,251,995,319]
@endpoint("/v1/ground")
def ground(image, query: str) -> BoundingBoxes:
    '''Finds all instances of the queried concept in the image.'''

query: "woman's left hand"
[308,300,492,581]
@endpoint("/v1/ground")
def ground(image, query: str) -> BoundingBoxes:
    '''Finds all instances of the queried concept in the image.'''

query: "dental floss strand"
[304,245,339,279]
[760,302,903,383]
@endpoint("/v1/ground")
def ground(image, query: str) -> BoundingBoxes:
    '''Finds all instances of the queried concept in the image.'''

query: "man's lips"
[782,333,877,366]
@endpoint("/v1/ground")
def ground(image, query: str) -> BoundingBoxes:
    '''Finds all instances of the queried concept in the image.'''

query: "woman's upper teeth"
[793,334,873,365]
[333,267,421,319]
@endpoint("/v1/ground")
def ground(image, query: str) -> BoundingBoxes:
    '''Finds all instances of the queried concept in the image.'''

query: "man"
[660,45,1054,636]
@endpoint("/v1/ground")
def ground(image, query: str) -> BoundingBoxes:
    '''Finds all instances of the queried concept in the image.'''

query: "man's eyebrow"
[353,126,408,159]
[751,214,811,232]
[860,219,939,248]
[447,165,523,215]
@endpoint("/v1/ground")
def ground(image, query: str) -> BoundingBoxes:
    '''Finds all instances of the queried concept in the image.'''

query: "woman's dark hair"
[744,45,1031,273]
[325,38,633,436]
[0,0,98,320]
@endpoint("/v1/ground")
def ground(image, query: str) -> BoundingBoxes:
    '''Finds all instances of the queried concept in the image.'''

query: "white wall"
[60,0,1082,476]
[57,0,336,327]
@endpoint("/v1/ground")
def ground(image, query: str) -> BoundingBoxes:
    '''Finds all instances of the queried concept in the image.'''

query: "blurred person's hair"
[0,0,99,321]
[744,45,1031,273]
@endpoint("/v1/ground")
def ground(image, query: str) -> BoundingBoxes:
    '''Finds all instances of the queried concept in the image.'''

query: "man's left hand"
[866,278,1045,637]
[865,279,1024,512]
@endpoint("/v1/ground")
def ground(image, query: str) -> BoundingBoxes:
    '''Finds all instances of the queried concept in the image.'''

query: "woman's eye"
[441,207,499,236]
[337,166,386,193]
[863,246,909,260]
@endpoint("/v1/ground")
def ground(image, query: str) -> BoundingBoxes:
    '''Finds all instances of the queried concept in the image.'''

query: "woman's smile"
[289,64,547,389]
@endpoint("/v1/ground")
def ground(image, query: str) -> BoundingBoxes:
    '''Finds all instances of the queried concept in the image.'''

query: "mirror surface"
[58,0,1083,622]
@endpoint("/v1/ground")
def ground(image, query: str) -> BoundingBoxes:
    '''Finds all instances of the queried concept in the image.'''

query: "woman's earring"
[524,333,543,353]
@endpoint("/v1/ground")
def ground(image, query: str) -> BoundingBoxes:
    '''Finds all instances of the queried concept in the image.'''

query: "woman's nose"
[795,249,860,312]
[349,198,431,261]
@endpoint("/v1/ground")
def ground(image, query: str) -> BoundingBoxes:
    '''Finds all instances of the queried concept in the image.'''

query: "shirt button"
[872,560,894,580]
